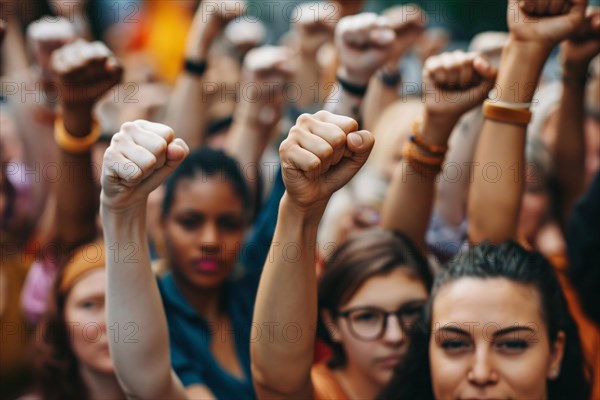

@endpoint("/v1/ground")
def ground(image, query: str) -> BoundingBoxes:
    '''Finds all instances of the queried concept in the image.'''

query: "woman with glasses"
[250,110,434,399]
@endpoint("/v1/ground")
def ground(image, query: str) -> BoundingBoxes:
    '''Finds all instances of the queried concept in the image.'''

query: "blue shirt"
[157,171,285,399]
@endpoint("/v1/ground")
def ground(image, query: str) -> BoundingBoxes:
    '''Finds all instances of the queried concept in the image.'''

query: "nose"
[198,221,220,251]
[468,347,498,387]
[382,314,405,346]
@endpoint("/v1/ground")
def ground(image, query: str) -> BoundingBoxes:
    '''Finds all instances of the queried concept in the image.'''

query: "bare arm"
[252,111,375,398]
[50,40,122,246]
[381,51,497,251]
[101,120,193,399]
[164,1,244,149]
[467,0,587,243]
[553,9,600,225]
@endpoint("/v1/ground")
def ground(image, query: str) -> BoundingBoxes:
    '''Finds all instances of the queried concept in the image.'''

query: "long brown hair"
[32,264,90,400]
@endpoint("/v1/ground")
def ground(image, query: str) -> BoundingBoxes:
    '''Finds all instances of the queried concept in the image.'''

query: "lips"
[194,258,221,273]
[375,354,403,369]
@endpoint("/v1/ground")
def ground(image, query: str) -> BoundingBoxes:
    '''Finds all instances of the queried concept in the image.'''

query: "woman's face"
[163,176,246,289]
[64,269,113,374]
[328,268,428,387]
[429,277,565,400]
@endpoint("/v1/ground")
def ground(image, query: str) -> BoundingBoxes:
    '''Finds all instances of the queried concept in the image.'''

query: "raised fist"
[383,4,426,68]
[27,17,75,75]
[50,39,123,106]
[101,121,189,212]
[561,7,600,74]
[423,51,497,119]
[279,111,375,210]
[292,1,340,56]
[335,13,396,85]
[237,46,292,128]
[224,19,266,56]
[508,0,587,49]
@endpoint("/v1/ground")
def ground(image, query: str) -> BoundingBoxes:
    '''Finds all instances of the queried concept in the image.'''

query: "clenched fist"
[280,111,375,211]
[50,39,122,107]
[101,121,189,212]
[27,17,75,76]
[423,51,497,119]
[335,13,396,85]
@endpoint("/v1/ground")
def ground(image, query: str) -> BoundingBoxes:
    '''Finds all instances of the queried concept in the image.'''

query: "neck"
[79,365,124,400]
[172,270,223,322]
[334,362,382,399]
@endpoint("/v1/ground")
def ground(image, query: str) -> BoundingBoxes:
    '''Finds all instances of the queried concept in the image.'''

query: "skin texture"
[64,269,112,374]
[162,175,245,290]
[429,278,565,399]
[324,269,428,398]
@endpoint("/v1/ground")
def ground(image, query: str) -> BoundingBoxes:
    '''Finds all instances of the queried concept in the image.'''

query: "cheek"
[64,309,106,360]
[429,345,467,397]
[495,347,552,397]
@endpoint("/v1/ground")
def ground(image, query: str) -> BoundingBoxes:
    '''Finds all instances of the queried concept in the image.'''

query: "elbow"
[251,358,310,398]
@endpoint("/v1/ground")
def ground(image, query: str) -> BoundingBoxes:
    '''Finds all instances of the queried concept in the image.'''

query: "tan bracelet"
[483,99,532,126]
[402,141,443,178]
[54,114,101,154]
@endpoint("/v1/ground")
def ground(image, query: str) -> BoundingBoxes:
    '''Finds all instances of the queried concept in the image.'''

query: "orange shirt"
[312,362,349,400]
[550,254,600,400]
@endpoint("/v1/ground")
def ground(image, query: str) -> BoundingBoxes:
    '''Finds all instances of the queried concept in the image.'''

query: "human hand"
[27,17,75,75]
[292,1,340,56]
[561,7,600,76]
[101,121,189,212]
[335,13,396,85]
[423,51,497,121]
[382,4,426,69]
[279,111,375,212]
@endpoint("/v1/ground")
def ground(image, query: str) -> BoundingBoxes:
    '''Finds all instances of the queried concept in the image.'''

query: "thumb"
[473,56,497,80]
[328,130,375,186]
[142,138,190,191]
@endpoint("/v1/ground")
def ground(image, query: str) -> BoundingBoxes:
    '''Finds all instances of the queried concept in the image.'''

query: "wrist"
[337,65,372,87]
[60,103,94,138]
[420,111,457,146]
[280,193,327,226]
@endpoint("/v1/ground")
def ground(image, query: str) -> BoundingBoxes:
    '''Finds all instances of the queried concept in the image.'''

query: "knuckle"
[297,113,312,125]
[120,122,136,135]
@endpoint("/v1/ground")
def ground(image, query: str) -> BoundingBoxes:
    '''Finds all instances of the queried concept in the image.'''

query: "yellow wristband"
[483,100,532,126]
[54,114,101,154]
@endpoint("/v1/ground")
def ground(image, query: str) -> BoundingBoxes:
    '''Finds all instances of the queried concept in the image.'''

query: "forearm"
[251,194,322,398]
[553,72,586,225]
[468,40,548,243]
[55,104,98,245]
[294,53,325,109]
[362,72,400,131]
[102,206,185,399]
[324,67,366,121]
[382,113,456,251]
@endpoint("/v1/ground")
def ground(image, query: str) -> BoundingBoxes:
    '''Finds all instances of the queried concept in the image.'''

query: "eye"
[441,339,471,353]
[352,311,380,323]
[79,299,100,309]
[495,340,529,353]
[218,216,243,232]
[177,216,204,230]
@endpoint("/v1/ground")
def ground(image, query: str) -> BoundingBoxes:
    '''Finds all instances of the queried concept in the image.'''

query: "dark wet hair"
[161,147,252,220]
[378,241,591,400]
[317,228,433,369]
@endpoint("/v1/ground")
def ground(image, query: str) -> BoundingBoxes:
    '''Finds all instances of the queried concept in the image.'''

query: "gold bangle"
[411,115,449,155]
[54,114,101,154]
[483,99,532,126]
[402,141,443,178]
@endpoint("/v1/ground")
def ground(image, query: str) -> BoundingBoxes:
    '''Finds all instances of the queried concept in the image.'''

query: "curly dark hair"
[377,241,591,400]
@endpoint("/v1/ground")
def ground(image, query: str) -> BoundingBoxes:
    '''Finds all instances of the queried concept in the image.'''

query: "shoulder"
[311,362,348,400]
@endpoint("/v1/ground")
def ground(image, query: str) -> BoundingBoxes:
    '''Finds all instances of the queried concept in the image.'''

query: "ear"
[547,331,566,380]
[321,310,342,342]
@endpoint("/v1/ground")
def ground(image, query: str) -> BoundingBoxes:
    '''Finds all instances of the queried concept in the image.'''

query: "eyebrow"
[436,325,537,339]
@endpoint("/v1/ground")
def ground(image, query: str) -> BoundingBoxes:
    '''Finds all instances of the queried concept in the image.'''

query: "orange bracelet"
[482,100,532,126]
[402,141,443,178]
[54,114,101,154]
[411,116,449,155]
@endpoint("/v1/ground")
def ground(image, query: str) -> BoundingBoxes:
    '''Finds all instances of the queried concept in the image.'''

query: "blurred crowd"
[0,0,599,399]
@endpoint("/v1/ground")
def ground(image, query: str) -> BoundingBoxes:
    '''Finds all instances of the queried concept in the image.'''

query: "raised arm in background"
[224,46,291,194]
[251,111,375,399]
[50,39,122,246]
[553,8,600,226]
[324,13,396,121]
[381,51,497,252]
[101,122,218,399]
[362,4,425,132]
[165,0,245,149]
[467,0,587,243]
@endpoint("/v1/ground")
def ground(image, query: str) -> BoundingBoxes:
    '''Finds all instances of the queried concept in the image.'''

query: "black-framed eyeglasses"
[335,301,426,341]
